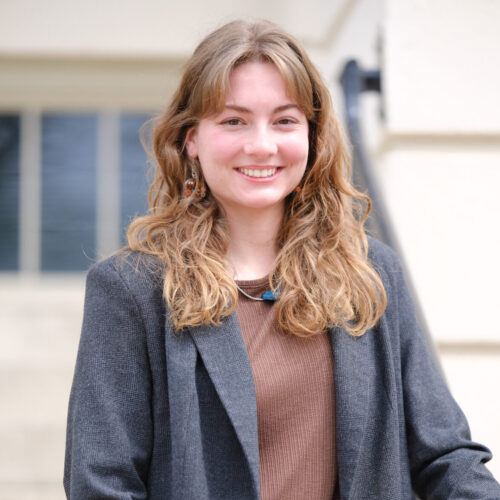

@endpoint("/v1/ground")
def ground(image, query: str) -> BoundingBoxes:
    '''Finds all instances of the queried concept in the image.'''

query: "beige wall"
[0,0,356,58]
[378,0,500,479]
[384,0,500,134]
[0,0,378,112]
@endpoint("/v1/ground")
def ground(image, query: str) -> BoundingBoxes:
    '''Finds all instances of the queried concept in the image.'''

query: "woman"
[64,20,500,499]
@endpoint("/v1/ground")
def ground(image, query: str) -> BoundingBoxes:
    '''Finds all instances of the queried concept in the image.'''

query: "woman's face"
[186,61,309,217]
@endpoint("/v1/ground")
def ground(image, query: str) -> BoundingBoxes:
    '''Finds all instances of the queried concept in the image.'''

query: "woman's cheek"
[281,135,309,165]
[209,130,242,162]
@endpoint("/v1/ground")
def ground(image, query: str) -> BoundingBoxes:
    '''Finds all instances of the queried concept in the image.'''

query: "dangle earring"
[184,159,207,200]
[183,176,196,197]
[196,183,207,200]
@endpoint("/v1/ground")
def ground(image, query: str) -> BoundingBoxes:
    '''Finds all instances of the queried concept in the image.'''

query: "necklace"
[236,284,279,302]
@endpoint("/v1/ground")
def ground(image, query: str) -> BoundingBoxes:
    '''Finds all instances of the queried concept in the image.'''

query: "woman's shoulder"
[86,248,165,301]
[366,237,405,296]
[367,236,399,269]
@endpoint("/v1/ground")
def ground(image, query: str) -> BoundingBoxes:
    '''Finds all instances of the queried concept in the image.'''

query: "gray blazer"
[64,240,500,499]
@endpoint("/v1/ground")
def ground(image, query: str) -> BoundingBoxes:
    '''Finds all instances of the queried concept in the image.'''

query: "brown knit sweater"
[236,277,336,500]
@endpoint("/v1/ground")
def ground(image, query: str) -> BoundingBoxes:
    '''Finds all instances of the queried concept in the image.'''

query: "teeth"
[239,168,277,178]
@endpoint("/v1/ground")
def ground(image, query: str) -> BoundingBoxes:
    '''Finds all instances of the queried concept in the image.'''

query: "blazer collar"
[330,326,372,500]
[189,312,260,497]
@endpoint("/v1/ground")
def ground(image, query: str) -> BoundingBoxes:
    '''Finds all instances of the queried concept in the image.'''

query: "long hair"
[127,19,386,336]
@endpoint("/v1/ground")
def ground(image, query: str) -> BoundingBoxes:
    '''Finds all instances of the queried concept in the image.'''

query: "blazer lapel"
[331,326,372,500]
[189,312,260,495]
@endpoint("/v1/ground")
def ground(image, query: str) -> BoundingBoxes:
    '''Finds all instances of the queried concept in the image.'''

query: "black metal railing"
[339,60,444,375]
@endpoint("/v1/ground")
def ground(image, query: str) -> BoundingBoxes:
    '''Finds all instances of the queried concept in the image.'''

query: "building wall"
[379,0,500,480]
[0,0,499,497]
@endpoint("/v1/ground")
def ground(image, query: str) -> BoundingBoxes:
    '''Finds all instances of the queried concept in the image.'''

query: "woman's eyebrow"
[274,104,300,112]
[223,103,300,113]
[223,104,249,113]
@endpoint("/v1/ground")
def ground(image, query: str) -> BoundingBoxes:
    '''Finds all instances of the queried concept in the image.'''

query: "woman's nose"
[243,127,278,157]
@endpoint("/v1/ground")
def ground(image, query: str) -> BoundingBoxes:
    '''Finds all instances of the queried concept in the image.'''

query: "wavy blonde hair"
[127,19,386,336]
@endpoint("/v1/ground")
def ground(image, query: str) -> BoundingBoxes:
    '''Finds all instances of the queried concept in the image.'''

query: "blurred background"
[1,0,499,497]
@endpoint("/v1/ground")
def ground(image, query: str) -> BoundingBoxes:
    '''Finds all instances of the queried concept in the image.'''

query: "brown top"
[236,277,337,500]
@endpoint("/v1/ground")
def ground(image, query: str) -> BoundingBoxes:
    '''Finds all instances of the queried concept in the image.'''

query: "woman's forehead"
[202,62,311,117]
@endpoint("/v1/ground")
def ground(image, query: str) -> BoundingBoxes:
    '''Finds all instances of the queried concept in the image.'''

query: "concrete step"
[0,482,65,500]
[0,277,85,500]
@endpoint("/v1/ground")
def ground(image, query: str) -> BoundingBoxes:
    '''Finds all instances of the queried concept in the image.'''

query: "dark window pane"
[0,115,20,270]
[120,114,150,244]
[41,114,97,271]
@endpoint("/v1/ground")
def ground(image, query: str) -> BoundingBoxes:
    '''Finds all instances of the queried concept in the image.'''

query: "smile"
[238,168,277,178]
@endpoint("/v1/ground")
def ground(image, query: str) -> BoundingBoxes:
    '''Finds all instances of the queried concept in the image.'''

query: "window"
[41,114,97,271]
[0,116,20,271]
[120,113,150,244]
[0,111,151,272]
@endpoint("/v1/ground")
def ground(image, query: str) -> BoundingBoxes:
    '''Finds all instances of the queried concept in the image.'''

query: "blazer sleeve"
[64,259,153,499]
[385,251,500,498]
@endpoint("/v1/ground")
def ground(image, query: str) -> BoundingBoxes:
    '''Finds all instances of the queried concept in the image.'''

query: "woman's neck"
[224,205,283,280]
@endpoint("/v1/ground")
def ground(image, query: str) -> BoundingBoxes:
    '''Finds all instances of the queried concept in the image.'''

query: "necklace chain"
[236,284,265,301]
[236,284,279,302]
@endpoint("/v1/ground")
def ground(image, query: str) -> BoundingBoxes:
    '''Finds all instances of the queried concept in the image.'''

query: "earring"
[184,161,207,200]
[293,185,301,193]
[197,183,207,200]
[184,177,196,197]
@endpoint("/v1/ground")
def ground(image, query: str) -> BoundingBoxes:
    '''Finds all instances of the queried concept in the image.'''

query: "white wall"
[0,0,354,58]
[0,0,376,111]
[384,0,500,134]
[379,0,500,479]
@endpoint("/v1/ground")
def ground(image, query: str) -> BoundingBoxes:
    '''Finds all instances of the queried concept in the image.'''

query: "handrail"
[339,60,444,376]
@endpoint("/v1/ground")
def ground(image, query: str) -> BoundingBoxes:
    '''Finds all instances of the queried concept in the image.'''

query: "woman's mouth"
[237,167,277,178]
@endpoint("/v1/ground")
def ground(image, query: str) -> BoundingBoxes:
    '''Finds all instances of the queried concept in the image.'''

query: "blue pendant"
[261,289,279,301]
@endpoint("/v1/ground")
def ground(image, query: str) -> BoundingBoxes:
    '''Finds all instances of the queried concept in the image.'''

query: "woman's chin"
[215,196,287,215]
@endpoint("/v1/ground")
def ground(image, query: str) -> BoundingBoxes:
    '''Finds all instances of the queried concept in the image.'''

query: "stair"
[0,276,85,500]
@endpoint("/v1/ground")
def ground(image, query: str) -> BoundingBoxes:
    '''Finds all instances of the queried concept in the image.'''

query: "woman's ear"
[185,127,198,158]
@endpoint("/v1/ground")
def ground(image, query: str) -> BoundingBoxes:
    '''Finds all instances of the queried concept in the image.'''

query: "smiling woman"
[125,20,386,335]
[185,62,309,229]
[64,19,500,500]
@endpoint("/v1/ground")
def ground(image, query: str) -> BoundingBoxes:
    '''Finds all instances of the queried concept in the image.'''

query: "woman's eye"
[223,118,243,126]
[277,118,297,125]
